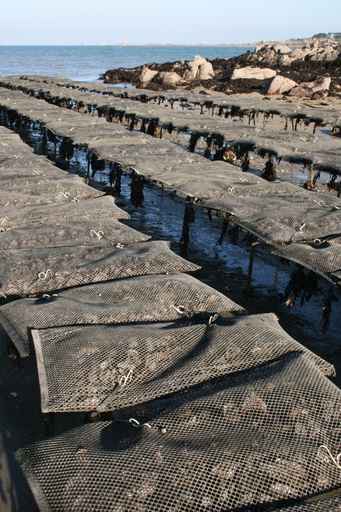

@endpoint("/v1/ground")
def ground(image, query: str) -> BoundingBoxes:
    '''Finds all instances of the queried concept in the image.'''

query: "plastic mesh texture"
[0,174,83,191]
[0,241,199,298]
[274,496,341,511]
[0,273,242,358]
[0,216,149,250]
[10,75,341,128]
[203,191,341,245]
[0,178,102,209]
[0,123,67,179]
[0,162,66,181]
[274,239,341,282]
[4,76,341,172]
[31,313,335,413]
[17,353,341,512]
[1,85,341,286]
[0,196,129,232]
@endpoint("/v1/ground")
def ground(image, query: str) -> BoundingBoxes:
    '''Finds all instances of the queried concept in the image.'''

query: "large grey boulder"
[158,71,183,88]
[139,66,158,87]
[232,67,277,81]
[184,56,215,81]
[267,75,298,95]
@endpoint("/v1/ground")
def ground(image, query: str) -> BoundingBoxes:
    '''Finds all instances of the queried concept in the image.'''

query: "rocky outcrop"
[155,71,183,88]
[126,56,215,89]
[256,43,292,54]
[102,40,340,96]
[183,56,215,81]
[267,75,298,95]
[231,67,277,81]
[250,39,341,67]
[138,66,158,87]
[289,76,331,98]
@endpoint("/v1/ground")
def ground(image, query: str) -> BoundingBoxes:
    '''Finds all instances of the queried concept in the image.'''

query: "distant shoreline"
[0,44,255,48]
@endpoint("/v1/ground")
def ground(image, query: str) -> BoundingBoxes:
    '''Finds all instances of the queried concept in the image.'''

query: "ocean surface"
[0,46,251,82]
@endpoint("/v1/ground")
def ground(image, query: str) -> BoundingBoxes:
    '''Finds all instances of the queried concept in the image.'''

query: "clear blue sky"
[1,0,340,45]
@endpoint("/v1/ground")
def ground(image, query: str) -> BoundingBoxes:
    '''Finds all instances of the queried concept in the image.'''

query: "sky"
[1,0,341,46]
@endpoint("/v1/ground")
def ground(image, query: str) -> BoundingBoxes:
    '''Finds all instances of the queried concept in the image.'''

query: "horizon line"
[0,43,256,47]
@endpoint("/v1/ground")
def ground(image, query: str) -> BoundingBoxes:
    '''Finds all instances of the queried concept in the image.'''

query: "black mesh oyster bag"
[31,313,334,414]
[0,273,242,357]
[17,353,341,512]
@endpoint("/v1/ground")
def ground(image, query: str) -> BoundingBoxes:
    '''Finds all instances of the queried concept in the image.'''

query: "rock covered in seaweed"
[289,76,332,98]
[102,39,340,96]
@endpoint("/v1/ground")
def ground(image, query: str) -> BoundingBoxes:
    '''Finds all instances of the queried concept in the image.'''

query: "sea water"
[0,45,250,81]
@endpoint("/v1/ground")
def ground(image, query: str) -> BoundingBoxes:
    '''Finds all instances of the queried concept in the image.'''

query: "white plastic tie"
[208,313,219,326]
[118,368,133,388]
[129,418,141,428]
[129,418,154,431]
[42,293,59,300]
[318,445,341,470]
[38,269,53,281]
[171,304,186,316]
[90,230,104,240]
[0,217,9,226]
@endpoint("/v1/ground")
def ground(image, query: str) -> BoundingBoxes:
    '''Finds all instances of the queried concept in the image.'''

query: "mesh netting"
[31,313,334,413]
[0,176,103,207]
[17,353,341,512]
[1,86,341,284]
[0,217,149,250]
[274,239,341,282]
[0,242,199,296]
[0,196,129,231]
[274,496,341,511]
[12,75,341,129]
[0,273,242,358]
[0,162,66,181]
[0,182,101,209]
[5,76,341,173]
[0,174,82,191]
[0,241,199,298]
[199,187,341,245]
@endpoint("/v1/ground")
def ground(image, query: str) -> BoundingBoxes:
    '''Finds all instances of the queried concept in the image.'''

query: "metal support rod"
[247,242,258,287]
[180,198,195,257]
